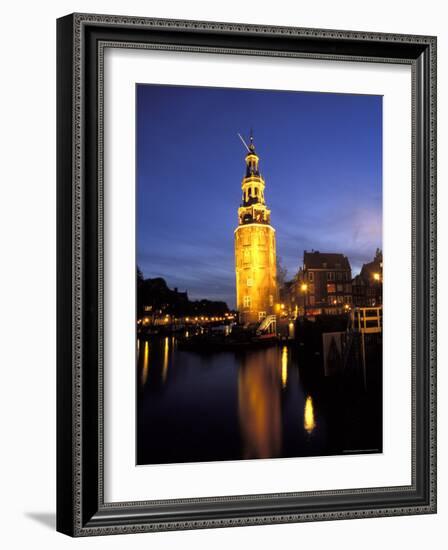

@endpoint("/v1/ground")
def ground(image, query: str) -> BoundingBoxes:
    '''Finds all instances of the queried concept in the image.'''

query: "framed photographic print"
[57,13,437,536]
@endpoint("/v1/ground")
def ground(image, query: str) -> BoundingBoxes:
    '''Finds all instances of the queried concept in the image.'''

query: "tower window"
[243,296,251,308]
[247,278,253,287]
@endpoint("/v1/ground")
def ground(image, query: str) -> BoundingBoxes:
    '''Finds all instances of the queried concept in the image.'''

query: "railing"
[352,307,382,334]
[257,314,277,335]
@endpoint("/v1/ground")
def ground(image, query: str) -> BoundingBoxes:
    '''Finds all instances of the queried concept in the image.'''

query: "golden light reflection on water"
[281,346,288,388]
[288,321,295,339]
[304,395,316,434]
[162,337,169,382]
[238,349,282,459]
[141,341,149,386]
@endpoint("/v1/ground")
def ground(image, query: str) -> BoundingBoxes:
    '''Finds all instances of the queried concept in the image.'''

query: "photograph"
[52,8,437,538]
[136,84,383,465]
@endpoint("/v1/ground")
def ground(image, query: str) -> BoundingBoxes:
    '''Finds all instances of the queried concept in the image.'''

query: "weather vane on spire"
[237,132,250,152]
[237,129,256,153]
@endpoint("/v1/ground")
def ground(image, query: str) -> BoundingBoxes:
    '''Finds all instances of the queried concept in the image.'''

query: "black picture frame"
[57,13,437,537]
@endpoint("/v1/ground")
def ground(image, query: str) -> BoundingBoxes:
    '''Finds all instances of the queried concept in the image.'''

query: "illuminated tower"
[234,133,277,324]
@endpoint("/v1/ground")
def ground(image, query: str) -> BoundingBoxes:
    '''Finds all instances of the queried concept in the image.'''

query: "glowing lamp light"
[373,272,381,281]
[300,283,308,292]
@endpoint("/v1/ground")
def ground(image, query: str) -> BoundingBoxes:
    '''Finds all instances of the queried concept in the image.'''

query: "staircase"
[256,315,277,335]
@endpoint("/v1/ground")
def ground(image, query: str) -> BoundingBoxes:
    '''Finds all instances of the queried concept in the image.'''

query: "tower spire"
[249,128,255,152]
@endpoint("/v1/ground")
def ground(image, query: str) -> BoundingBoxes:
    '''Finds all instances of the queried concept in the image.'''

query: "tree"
[276,256,288,289]
[137,265,144,286]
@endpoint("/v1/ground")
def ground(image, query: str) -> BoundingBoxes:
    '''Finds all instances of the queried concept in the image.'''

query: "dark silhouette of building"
[137,274,229,322]
[352,249,383,307]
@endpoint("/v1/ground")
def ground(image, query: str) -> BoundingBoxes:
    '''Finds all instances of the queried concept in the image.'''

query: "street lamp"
[300,283,308,315]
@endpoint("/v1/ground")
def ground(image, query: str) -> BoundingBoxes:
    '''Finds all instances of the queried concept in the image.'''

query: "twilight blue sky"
[137,84,382,309]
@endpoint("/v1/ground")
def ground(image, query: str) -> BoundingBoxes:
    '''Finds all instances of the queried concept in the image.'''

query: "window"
[247,278,253,287]
[308,271,314,282]
[269,294,274,306]
[258,311,266,321]
[327,272,335,281]
[258,251,267,266]
[243,296,251,308]
[327,283,336,294]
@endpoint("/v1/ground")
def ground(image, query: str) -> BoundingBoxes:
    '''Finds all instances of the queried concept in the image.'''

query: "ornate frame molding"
[57,13,437,537]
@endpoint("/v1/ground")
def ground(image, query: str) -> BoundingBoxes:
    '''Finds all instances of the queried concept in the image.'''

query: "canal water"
[137,336,382,465]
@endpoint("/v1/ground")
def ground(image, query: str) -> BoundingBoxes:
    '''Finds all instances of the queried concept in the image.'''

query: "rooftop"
[303,251,351,271]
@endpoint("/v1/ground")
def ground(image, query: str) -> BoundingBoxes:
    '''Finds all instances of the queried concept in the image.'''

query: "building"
[234,133,277,324]
[137,276,229,323]
[352,249,383,307]
[292,251,352,315]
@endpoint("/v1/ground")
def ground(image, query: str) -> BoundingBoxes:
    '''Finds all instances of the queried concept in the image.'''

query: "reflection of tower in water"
[238,348,282,459]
